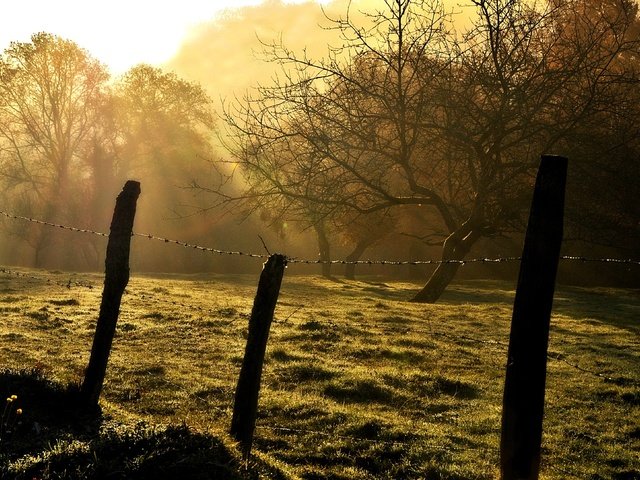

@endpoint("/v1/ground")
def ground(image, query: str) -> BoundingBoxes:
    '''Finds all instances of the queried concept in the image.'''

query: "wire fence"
[1,209,636,388]
[0,179,640,480]
[0,287,634,480]
[2,210,639,266]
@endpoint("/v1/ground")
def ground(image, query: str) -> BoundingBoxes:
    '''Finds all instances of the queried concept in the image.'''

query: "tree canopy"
[218,0,640,301]
[0,34,216,269]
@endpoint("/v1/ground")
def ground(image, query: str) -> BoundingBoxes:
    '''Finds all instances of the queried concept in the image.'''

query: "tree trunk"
[32,165,71,268]
[313,222,332,278]
[411,260,462,303]
[411,222,482,303]
[33,233,49,268]
[32,213,54,268]
[344,237,375,280]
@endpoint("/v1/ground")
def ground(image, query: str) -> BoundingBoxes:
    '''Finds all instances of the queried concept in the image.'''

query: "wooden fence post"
[230,254,287,458]
[80,181,141,409]
[500,155,567,480]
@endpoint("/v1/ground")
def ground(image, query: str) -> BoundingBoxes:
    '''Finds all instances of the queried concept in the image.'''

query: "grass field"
[0,267,638,479]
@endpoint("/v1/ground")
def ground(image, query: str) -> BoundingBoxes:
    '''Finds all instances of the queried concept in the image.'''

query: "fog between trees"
[1,0,638,300]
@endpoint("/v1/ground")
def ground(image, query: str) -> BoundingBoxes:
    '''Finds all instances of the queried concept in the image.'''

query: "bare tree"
[413,0,640,299]
[219,0,452,281]
[216,0,640,301]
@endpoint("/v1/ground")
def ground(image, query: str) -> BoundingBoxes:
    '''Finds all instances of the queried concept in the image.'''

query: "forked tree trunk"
[411,222,482,303]
[411,260,462,303]
[32,168,70,267]
[313,222,332,278]
[32,215,54,268]
[33,233,48,268]
[344,237,375,280]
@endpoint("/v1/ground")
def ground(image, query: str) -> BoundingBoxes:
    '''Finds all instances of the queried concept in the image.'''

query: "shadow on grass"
[437,282,639,334]
[324,380,397,405]
[553,286,640,333]
[10,423,250,480]
[438,283,516,305]
[0,368,100,459]
[0,369,284,480]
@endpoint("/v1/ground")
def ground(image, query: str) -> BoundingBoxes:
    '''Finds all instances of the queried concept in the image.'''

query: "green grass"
[0,269,638,479]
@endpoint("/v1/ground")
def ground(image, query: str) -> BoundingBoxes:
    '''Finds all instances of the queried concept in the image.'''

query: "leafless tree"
[215,0,640,301]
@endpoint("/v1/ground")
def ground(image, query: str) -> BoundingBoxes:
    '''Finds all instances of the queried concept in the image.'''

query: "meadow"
[0,267,638,479]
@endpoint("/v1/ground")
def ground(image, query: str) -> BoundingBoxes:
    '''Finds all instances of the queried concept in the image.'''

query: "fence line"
[0,163,634,479]
[0,211,109,237]
[2,210,639,266]
[0,264,631,385]
[0,260,634,386]
[0,211,266,259]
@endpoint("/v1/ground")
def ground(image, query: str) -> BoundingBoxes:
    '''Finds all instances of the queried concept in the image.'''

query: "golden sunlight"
[1,0,336,75]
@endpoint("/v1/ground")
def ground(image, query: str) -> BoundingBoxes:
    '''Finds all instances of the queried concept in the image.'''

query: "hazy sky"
[0,0,335,74]
[2,0,468,102]
[167,0,469,105]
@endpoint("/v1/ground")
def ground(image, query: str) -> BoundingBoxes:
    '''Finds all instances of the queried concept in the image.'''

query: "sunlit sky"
[0,0,335,75]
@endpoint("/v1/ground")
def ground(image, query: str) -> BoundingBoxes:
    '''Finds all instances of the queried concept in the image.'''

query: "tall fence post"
[80,180,141,409]
[230,253,287,459]
[500,155,567,480]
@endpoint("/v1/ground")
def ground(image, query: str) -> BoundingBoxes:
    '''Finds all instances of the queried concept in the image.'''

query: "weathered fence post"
[80,181,141,409]
[230,254,287,459]
[500,155,567,480]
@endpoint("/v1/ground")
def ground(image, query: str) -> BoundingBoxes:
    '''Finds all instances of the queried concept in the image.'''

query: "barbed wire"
[2,211,639,266]
[131,231,266,258]
[286,256,524,265]
[558,256,640,265]
[0,211,109,237]
[1,213,633,477]
[0,211,268,258]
